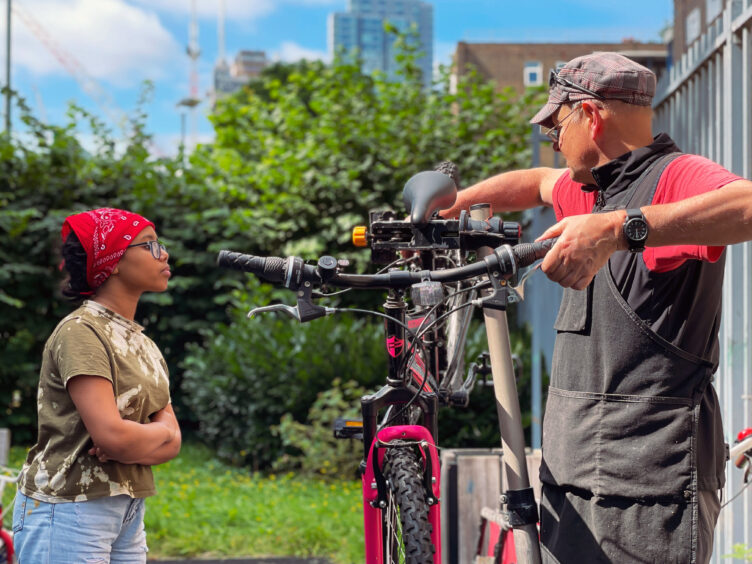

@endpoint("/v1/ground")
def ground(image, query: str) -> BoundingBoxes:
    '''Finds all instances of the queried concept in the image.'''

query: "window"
[523,61,543,87]
[685,8,701,45]
[706,0,721,24]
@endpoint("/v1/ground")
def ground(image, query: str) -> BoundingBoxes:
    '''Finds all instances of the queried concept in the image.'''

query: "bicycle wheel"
[382,447,435,564]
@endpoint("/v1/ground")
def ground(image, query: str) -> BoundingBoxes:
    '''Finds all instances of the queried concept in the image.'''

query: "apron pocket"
[553,285,592,333]
[542,388,693,500]
[598,393,693,499]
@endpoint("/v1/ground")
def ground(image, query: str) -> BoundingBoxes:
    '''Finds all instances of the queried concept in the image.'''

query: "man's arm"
[643,179,752,246]
[440,167,565,218]
[537,179,752,289]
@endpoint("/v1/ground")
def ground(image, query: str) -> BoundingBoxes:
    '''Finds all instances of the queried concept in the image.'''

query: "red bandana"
[61,208,155,290]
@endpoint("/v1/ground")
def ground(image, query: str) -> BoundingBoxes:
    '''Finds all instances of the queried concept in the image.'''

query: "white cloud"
[10,0,182,85]
[153,131,215,156]
[273,41,330,63]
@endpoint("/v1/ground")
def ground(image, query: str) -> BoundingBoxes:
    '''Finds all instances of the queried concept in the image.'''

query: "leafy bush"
[273,378,368,479]
[437,318,545,449]
[0,91,246,440]
[181,282,385,470]
[1,29,545,452]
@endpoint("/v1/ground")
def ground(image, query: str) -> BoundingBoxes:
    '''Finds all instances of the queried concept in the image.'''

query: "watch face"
[626,219,648,242]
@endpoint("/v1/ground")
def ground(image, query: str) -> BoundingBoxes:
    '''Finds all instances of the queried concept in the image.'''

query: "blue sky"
[1,0,672,153]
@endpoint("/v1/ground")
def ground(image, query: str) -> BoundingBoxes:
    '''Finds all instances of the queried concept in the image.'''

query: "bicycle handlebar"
[217,238,557,291]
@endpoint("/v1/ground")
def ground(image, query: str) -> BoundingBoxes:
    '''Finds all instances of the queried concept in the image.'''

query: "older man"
[441,52,748,563]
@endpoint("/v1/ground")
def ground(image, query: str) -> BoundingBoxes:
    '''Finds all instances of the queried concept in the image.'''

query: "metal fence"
[653,1,752,560]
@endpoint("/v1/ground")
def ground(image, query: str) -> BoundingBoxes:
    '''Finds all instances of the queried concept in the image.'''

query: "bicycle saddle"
[403,169,458,227]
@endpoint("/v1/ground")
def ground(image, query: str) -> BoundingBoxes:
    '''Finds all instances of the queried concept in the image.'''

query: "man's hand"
[536,211,626,290]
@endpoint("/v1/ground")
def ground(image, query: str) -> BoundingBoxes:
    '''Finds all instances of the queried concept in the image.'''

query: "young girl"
[13,208,181,563]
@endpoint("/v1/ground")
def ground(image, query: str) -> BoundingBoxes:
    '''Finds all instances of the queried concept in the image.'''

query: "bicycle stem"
[472,205,543,564]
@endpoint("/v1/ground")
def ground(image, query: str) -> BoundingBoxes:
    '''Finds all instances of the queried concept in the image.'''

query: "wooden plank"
[440,449,542,564]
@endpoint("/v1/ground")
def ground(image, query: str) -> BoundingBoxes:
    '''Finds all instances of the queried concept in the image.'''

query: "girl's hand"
[88,445,112,463]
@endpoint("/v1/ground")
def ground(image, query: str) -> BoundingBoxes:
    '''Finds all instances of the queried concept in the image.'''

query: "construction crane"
[11,1,127,130]
[178,0,201,148]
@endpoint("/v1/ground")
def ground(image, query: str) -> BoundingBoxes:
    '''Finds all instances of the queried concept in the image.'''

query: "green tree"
[182,48,547,467]
[1,35,546,465]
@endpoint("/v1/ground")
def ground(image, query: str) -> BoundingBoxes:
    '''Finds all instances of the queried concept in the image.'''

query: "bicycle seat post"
[472,204,542,564]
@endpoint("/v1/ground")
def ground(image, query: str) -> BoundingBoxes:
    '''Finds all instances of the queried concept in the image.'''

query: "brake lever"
[247,301,335,323]
[248,304,302,320]
[508,261,542,303]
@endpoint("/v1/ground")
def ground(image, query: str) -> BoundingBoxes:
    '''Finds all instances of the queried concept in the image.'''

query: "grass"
[2,443,366,563]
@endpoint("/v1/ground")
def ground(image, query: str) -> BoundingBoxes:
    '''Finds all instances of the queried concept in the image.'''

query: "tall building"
[328,0,434,88]
[213,50,268,98]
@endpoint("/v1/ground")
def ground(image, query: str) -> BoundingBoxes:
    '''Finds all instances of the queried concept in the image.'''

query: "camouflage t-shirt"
[18,300,171,503]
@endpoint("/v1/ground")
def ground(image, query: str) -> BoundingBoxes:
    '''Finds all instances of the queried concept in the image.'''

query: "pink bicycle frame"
[361,424,441,564]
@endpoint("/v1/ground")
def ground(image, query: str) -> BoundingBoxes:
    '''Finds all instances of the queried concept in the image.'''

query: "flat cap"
[530,52,656,129]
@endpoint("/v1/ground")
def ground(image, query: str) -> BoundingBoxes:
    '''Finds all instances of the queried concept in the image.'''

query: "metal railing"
[653,2,752,560]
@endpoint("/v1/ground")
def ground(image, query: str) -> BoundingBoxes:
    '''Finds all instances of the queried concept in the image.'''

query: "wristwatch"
[623,208,649,253]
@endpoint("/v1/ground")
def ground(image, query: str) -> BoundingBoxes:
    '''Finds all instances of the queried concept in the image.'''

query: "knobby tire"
[383,447,435,564]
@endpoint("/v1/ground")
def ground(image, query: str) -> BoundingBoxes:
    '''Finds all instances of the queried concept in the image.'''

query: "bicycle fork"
[361,424,442,564]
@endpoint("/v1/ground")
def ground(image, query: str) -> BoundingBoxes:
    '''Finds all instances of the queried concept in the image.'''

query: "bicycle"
[0,466,19,564]
[218,162,551,564]
[726,426,752,504]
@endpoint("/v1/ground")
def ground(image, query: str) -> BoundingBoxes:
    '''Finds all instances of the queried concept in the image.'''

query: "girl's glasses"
[126,240,167,260]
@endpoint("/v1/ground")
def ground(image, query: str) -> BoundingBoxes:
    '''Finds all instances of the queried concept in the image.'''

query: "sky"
[0,0,673,153]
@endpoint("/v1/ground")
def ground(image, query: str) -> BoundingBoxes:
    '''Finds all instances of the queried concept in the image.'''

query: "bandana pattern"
[62,208,155,290]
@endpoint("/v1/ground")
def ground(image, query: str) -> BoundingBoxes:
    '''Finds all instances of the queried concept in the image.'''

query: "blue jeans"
[12,492,148,564]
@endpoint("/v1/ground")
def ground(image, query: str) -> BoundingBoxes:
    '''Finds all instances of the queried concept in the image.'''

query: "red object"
[361,425,441,564]
[552,155,742,272]
[61,208,154,290]
[738,428,752,441]
[483,523,517,563]
[0,527,13,563]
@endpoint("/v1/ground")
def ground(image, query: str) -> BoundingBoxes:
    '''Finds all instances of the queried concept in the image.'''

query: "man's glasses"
[541,103,581,144]
[549,68,605,101]
[127,240,167,260]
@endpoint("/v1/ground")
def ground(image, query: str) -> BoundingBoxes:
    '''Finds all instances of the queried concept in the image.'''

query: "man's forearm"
[644,180,752,247]
[441,167,561,217]
[536,179,752,290]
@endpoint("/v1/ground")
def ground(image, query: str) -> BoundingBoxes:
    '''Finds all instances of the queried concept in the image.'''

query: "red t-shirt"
[552,154,742,272]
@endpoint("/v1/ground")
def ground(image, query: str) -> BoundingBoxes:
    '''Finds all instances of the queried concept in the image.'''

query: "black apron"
[540,146,727,563]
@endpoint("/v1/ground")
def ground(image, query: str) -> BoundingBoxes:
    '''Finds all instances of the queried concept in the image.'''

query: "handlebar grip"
[217,251,287,283]
[512,237,558,268]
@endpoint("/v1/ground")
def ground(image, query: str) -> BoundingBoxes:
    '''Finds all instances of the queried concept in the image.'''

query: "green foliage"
[1,30,546,467]
[0,87,244,440]
[273,378,368,479]
[181,282,385,470]
[438,318,545,448]
[2,443,365,563]
[199,54,546,267]
[725,544,752,561]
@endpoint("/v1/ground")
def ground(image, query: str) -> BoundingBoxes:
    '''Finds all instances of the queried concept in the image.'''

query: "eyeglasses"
[126,240,167,260]
[549,68,605,101]
[541,103,581,144]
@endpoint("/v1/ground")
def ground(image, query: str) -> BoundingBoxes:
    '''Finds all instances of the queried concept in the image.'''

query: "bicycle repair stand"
[473,204,542,564]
